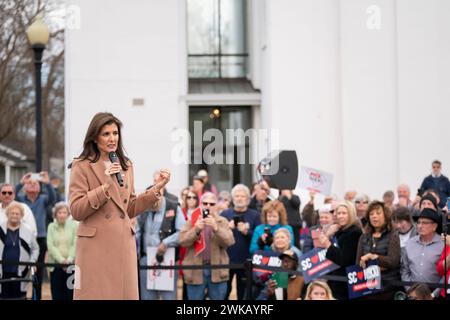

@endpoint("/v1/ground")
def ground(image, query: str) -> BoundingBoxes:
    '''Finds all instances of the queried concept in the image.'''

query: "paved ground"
[27,277,237,300]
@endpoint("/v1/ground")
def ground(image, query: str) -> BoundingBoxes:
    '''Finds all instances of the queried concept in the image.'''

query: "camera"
[417,188,424,197]
[264,227,273,246]
[202,208,210,219]
[156,253,164,264]
[233,215,243,226]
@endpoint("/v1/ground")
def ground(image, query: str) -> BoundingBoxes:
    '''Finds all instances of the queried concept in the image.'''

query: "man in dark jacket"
[420,160,450,208]
[249,180,271,213]
[221,184,261,300]
[278,190,301,248]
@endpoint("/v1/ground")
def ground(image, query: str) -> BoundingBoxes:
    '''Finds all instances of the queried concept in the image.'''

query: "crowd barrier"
[0,259,446,300]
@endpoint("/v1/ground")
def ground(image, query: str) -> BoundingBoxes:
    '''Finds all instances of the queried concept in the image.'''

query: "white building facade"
[65,0,450,200]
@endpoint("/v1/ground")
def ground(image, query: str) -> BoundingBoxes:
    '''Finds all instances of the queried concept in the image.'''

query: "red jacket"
[437,245,450,298]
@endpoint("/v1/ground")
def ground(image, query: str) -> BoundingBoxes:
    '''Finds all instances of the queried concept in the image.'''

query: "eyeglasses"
[187,196,197,200]
[1,191,13,196]
[417,221,435,226]
[202,202,216,207]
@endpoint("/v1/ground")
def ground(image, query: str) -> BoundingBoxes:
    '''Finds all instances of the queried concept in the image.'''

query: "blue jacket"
[221,208,261,264]
[420,174,450,208]
[250,224,295,254]
[16,183,56,238]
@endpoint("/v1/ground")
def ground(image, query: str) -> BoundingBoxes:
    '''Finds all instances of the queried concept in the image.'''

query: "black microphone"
[108,151,124,187]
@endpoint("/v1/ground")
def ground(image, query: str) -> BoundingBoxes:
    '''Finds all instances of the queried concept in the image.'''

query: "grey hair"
[0,183,14,192]
[200,192,217,203]
[52,202,71,219]
[231,184,251,199]
[273,227,292,240]
[5,201,25,216]
[354,193,370,203]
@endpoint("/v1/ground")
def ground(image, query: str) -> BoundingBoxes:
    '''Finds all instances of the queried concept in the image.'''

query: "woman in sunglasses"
[178,188,200,299]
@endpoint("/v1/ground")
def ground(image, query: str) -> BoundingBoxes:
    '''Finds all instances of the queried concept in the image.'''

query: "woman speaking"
[69,112,170,300]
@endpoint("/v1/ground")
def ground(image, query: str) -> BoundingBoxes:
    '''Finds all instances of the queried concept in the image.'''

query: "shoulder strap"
[20,237,31,255]
[0,227,6,244]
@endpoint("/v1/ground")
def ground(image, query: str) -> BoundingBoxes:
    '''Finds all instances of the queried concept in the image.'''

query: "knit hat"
[420,194,438,210]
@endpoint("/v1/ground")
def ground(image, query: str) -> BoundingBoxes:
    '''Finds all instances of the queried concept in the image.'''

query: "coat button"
[120,213,125,219]
[105,213,111,219]
[123,198,128,204]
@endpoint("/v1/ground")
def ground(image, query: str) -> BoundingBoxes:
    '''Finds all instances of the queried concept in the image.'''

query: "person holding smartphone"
[15,170,56,300]
[179,192,235,300]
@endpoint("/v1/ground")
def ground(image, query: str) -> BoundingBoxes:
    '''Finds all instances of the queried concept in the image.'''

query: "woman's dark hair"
[393,206,412,223]
[73,112,129,170]
[365,200,393,234]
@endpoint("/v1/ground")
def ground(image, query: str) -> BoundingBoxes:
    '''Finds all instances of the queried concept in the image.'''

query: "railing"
[0,259,447,300]
[188,53,248,78]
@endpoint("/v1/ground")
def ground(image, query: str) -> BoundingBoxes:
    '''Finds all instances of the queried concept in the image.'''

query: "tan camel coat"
[69,159,160,300]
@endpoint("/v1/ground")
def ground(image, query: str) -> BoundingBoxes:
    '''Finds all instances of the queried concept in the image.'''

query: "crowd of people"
[0,172,75,300]
[0,159,449,300]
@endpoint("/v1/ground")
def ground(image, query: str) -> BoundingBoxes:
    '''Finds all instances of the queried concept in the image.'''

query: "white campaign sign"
[298,166,333,196]
[146,247,176,291]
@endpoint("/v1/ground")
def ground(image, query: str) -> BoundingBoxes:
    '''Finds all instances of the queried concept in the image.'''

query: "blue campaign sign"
[299,248,340,283]
[346,260,382,299]
[251,250,282,285]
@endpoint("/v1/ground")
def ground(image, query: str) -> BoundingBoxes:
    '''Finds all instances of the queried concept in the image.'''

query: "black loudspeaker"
[257,150,299,190]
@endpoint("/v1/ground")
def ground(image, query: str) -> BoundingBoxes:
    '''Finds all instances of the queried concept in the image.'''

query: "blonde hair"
[271,228,292,252]
[5,201,25,217]
[261,200,288,225]
[52,202,71,219]
[305,280,335,300]
[336,200,360,230]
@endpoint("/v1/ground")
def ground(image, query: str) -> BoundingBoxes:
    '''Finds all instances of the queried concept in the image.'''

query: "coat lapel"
[89,161,126,214]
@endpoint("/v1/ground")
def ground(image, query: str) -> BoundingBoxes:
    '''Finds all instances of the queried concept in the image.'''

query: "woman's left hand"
[359,253,378,268]
[154,169,171,190]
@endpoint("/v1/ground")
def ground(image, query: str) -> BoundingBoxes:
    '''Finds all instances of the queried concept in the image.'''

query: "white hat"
[197,169,208,178]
